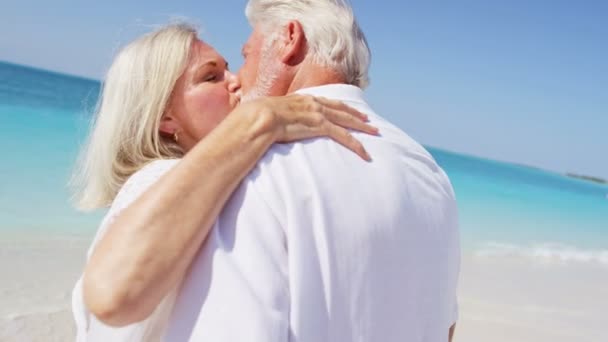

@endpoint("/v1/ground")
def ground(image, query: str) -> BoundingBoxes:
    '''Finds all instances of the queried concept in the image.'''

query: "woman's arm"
[83,95,377,326]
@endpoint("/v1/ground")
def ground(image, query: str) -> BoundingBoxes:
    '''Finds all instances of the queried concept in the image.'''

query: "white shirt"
[72,160,181,342]
[165,84,460,342]
[72,84,459,342]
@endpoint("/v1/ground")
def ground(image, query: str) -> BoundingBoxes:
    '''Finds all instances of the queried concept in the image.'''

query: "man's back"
[166,84,460,342]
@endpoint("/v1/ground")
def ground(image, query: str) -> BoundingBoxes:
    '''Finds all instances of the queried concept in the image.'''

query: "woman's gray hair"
[246,0,371,88]
[71,23,197,210]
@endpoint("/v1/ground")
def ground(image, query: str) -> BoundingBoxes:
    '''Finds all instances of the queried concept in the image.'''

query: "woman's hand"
[251,95,379,161]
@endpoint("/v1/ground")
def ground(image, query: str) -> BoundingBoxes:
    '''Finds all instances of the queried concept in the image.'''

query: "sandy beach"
[0,233,87,342]
[2,232,606,342]
[455,253,608,342]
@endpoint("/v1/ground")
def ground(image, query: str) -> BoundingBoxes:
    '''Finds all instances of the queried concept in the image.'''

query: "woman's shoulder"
[86,159,181,259]
[124,159,181,187]
[112,159,180,211]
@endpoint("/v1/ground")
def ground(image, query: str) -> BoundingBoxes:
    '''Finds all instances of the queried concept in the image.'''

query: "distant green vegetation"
[566,173,608,185]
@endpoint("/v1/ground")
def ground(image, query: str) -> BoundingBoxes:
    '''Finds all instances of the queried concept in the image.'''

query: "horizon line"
[0,59,100,83]
[1,60,606,184]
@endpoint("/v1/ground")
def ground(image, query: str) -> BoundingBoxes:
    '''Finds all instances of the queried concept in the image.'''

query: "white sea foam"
[475,242,608,266]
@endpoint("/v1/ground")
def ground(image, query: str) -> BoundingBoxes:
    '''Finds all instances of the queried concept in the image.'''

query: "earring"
[173,131,179,143]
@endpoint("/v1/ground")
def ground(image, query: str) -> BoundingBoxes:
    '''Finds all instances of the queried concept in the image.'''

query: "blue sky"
[1,0,607,178]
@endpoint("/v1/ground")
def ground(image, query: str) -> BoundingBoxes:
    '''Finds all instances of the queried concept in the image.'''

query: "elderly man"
[166,1,460,341]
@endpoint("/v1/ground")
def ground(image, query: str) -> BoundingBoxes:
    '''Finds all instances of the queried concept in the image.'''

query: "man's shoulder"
[234,89,452,213]
[243,124,444,196]
[244,98,440,182]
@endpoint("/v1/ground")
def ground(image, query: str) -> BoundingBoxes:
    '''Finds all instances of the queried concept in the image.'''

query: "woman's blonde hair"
[72,23,197,210]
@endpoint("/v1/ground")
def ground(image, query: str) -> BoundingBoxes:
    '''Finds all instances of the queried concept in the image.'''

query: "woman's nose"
[225,71,241,93]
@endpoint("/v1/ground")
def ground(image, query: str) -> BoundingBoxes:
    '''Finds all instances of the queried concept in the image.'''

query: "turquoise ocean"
[1,61,607,263]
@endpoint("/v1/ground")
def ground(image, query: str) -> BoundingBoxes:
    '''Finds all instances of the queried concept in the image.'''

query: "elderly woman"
[71,23,377,341]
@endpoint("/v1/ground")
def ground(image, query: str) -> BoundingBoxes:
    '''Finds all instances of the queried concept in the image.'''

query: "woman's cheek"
[200,87,232,116]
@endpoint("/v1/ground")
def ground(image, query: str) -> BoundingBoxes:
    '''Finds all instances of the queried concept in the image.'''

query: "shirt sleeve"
[86,159,180,258]
[72,159,180,342]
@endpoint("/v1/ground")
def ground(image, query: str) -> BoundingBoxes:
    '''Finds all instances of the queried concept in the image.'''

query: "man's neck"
[285,62,346,94]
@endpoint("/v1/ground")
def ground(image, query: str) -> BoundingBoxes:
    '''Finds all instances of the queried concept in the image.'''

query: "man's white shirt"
[164,84,461,342]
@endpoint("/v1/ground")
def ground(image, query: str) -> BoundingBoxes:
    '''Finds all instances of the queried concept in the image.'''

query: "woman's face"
[162,39,241,151]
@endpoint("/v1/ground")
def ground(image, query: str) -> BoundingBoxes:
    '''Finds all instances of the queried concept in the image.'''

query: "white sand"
[454,254,608,342]
[0,233,89,342]
[1,232,606,341]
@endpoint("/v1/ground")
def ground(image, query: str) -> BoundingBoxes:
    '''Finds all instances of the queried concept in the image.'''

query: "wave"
[474,242,608,266]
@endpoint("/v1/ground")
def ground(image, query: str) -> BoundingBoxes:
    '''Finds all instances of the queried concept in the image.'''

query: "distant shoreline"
[0,60,100,84]
[427,146,608,186]
[566,173,608,185]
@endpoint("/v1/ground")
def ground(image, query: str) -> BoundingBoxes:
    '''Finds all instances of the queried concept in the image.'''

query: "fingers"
[307,96,376,161]
[326,125,372,161]
[314,97,369,122]
[312,97,378,135]
[323,108,379,136]
[289,95,379,135]
[272,94,375,161]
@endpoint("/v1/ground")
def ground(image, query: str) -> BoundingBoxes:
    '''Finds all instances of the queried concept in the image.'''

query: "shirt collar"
[294,84,367,105]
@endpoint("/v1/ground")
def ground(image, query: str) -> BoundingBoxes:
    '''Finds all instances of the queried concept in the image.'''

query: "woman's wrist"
[239,99,280,147]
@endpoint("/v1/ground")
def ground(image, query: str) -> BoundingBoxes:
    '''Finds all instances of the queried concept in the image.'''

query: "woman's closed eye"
[194,61,228,84]
[200,71,224,83]
[203,73,218,82]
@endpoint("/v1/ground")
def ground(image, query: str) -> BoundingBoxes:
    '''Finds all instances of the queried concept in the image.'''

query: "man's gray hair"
[246,0,371,88]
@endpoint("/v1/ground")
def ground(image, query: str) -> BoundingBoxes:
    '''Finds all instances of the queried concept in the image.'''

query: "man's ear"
[278,20,306,65]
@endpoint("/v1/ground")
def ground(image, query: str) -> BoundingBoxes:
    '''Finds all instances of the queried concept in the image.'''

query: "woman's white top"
[72,159,179,342]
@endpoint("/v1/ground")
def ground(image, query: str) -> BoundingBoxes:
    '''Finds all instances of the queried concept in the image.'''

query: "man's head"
[239,0,371,100]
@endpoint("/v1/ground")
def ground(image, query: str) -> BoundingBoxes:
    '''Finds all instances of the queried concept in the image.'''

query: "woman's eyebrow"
[196,60,228,70]
[197,61,218,69]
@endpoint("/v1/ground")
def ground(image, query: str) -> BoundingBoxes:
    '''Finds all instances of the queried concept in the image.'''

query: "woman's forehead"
[191,39,223,62]
[184,40,227,74]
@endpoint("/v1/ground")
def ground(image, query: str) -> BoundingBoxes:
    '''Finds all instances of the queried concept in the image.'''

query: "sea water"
[0,61,101,234]
[1,61,607,264]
